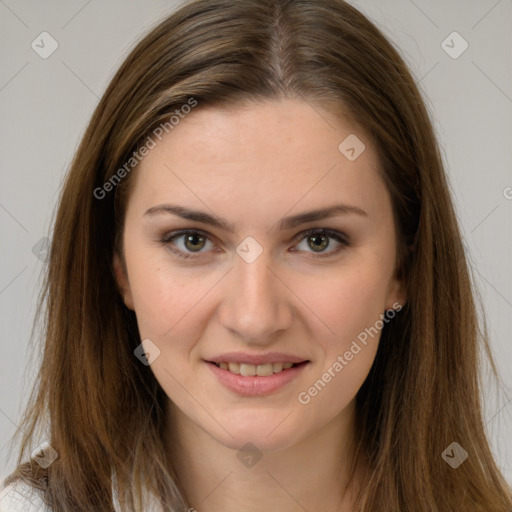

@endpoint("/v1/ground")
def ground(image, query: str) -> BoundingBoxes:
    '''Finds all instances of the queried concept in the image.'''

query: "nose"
[218,250,293,346]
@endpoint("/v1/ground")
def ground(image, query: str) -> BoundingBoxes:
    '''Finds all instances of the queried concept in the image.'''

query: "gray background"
[1,0,511,483]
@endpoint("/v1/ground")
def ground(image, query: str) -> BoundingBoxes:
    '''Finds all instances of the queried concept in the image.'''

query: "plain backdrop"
[1,0,511,483]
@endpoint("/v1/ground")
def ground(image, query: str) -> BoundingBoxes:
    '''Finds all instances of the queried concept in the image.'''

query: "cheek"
[295,257,394,348]
[291,255,393,407]
[133,278,211,347]
[124,241,206,340]
[127,259,210,400]
[294,269,387,417]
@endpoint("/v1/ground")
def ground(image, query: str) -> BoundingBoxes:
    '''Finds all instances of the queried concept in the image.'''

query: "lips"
[204,352,310,395]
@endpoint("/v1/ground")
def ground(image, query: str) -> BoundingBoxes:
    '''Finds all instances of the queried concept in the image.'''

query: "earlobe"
[396,245,415,309]
[386,245,411,311]
[113,252,135,310]
[386,274,407,312]
[391,290,407,311]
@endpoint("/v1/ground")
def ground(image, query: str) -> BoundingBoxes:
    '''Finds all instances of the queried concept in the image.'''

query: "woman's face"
[114,99,405,452]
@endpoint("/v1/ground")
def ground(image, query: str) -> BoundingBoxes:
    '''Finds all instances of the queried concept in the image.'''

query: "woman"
[1,0,511,510]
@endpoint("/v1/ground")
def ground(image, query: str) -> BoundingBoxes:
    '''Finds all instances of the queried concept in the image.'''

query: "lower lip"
[206,361,309,396]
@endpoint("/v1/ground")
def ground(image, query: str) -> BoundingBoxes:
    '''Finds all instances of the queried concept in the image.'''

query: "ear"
[113,252,135,310]
[385,242,413,311]
[385,274,407,311]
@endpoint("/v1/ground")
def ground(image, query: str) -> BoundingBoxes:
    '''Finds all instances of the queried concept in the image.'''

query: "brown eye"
[183,233,207,252]
[160,230,215,259]
[307,234,330,252]
[293,228,350,258]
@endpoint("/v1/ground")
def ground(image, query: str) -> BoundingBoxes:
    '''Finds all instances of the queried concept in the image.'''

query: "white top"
[0,482,47,512]
[0,480,165,512]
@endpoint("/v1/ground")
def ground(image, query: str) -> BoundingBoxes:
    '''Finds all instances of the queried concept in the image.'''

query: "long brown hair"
[3,0,511,510]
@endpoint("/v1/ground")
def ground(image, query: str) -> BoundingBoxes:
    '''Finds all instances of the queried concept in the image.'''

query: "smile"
[212,361,297,376]
[205,359,310,396]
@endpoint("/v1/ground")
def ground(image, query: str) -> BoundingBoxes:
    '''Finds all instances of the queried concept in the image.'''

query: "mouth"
[204,356,310,396]
[208,361,306,376]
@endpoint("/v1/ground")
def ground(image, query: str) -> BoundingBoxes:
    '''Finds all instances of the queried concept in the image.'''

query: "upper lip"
[206,352,309,365]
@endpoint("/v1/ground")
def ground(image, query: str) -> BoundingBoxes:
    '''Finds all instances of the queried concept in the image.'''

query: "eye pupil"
[185,234,206,251]
[308,235,329,252]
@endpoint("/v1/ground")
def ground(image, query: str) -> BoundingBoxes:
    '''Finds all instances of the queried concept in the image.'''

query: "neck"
[164,400,362,512]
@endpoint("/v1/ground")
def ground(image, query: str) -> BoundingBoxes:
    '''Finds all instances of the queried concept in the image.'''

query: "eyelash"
[159,228,350,260]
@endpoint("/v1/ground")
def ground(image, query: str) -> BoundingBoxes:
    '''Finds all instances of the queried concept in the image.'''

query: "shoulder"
[0,481,50,512]
[1,479,164,512]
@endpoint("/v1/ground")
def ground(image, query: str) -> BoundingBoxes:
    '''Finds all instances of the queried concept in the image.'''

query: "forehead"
[126,98,390,225]
[154,99,366,167]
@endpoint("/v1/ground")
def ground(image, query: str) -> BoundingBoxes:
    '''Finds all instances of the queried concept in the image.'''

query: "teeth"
[228,362,240,374]
[272,362,284,372]
[240,363,256,376]
[216,361,299,376]
[256,363,273,377]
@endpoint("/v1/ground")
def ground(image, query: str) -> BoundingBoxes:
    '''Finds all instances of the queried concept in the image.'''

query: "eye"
[160,228,350,260]
[160,230,216,260]
[291,228,349,258]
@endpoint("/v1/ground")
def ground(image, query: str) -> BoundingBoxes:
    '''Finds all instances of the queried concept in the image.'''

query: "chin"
[203,409,307,453]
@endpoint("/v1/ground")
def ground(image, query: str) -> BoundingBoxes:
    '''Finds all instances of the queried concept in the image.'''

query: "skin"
[113,98,406,511]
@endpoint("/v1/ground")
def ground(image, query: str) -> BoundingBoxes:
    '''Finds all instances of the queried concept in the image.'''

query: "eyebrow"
[143,203,368,232]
